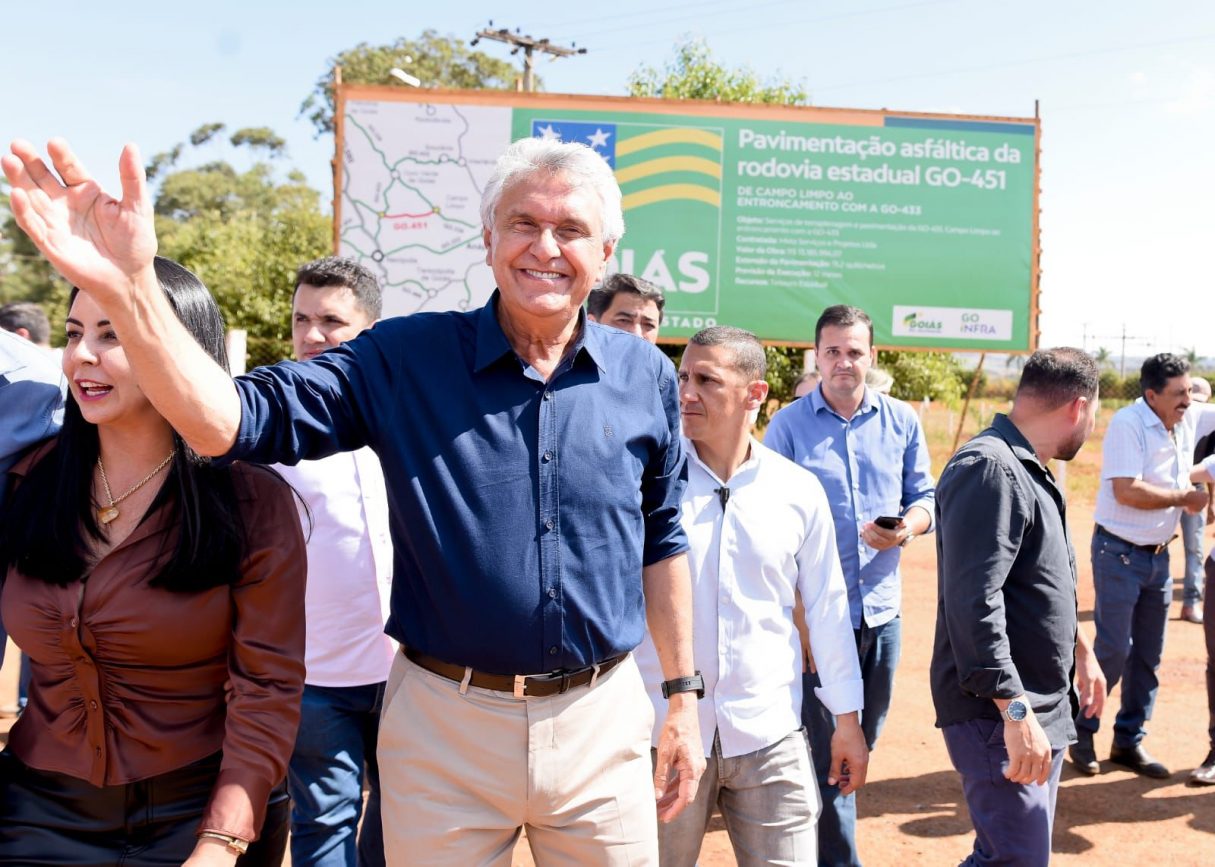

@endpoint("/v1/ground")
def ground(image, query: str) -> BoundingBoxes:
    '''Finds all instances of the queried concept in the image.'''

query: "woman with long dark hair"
[0,257,306,866]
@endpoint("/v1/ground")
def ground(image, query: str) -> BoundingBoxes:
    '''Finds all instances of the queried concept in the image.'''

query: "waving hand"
[3,139,157,300]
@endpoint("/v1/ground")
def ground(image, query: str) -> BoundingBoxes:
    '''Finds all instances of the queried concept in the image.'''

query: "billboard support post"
[952,352,988,455]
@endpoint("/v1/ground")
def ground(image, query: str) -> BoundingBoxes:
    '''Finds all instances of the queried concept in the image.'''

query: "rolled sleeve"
[797,478,864,716]
[937,452,1028,701]
[639,363,689,565]
[200,467,307,842]
[901,416,936,532]
[224,324,398,467]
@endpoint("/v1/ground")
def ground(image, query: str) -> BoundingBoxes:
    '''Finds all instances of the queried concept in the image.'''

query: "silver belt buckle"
[513,674,528,699]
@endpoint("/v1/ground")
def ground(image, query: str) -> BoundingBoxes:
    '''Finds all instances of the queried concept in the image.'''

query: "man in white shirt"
[1071,353,1215,780]
[636,326,867,865]
[275,257,394,867]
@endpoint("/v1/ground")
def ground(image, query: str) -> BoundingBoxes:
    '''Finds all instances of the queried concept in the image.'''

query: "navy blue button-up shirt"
[224,293,688,674]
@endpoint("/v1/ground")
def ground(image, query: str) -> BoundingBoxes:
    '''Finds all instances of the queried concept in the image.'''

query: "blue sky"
[4,1,1213,356]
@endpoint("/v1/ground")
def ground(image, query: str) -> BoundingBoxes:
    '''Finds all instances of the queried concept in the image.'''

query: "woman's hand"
[181,836,240,867]
[2,139,158,305]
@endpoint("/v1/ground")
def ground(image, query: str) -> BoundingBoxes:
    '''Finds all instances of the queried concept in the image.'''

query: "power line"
[582,0,961,51]
[472,25,586,92]
[812,31,1215,93]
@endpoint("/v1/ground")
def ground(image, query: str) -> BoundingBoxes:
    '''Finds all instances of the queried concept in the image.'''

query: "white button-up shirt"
[1096,400,1215,546]
[635,437,864,759]
[275,448,395,687]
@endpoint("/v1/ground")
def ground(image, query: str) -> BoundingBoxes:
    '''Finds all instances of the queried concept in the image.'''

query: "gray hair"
[480,137,625,245]
[688,326,767,381]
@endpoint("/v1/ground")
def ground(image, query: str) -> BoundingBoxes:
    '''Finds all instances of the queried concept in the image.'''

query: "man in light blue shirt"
[765,305,935,867]
[0,326,65,662]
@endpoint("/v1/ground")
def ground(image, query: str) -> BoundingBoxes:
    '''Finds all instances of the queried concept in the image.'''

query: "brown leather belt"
[1096,524,1174,556]
[404,647,627,698]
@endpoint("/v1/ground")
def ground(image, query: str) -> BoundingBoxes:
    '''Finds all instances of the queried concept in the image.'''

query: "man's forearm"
[903,504,932,536]
[1112,477,1191,510]
[118,268,242,456]
[642,552,695,679]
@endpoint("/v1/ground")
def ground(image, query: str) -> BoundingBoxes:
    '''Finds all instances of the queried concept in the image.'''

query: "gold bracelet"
[198,831,250,855]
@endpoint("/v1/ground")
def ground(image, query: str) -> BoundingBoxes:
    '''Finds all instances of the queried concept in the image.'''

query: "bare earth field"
[2,406,1211,865]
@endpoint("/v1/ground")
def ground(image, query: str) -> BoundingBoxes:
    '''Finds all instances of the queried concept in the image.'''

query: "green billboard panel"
[336,89,1039,351]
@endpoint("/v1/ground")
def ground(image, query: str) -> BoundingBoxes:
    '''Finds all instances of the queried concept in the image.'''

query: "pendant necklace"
[96,450,176,525]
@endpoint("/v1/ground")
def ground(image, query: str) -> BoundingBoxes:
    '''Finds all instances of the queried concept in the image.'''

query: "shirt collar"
[1129,397,1167,433]
[808,384,877,419]
[682,435,761,487]
[990,413,1045,470]
[473,290,605,375]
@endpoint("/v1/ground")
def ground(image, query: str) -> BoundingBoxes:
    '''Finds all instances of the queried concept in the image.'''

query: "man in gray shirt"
[932,348,1106,866]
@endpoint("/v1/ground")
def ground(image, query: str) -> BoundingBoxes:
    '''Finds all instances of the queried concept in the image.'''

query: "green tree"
[628,39,808,423]
[0,180,72,342]
[629,39,807,105]
[1093,346,1112,369]
[300,30,522,136]
[151,127,331,365]
[877,350,966,404]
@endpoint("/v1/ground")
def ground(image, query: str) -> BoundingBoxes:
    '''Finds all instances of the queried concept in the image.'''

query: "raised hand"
[2,139,157,303]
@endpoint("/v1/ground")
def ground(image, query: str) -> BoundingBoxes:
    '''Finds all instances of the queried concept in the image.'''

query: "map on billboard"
[336,88,1040,350]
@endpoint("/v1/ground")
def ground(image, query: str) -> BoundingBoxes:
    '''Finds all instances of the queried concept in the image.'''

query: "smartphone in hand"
[874,515,904,530]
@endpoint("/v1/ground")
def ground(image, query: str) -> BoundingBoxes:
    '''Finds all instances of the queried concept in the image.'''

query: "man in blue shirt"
[3,135,705,864]
[765,305,935,867]
[0,327,65,664]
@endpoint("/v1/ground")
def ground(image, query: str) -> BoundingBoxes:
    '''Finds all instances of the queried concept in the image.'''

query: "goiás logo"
[892,306,1014,341]
[901,311,943,334]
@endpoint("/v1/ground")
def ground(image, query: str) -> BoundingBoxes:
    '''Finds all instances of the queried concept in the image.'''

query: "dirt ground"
[2,408,1212,865]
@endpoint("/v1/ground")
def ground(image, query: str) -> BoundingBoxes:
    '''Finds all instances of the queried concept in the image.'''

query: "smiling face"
[1145,373,1192,431]
[63,291,160,430]
[292,283,375,361]
[483,171,615,326]
[814,322,876,408]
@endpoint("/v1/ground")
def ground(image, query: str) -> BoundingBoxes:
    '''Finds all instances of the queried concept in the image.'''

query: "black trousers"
[0,750,288,866]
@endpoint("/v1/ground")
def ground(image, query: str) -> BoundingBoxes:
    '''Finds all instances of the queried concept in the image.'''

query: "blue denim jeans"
[802,616,901,867]
[942,718,1064,867]
[1076,530,1172,748]
[288,682,386,867]
[1180,508,1206,605]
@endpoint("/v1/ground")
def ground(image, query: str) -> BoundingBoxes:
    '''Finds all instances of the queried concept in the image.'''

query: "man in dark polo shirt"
[932,348,1107,866]
[3,135,705,864]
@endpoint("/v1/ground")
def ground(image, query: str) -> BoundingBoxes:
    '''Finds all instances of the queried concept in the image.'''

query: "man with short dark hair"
[934,347,1106,866]
[764,304,934,866]
[636,326,866,864]
[275,256,390,867]
[1071,352,1215,779]
[0,301,51,349]
[587,273,665,344]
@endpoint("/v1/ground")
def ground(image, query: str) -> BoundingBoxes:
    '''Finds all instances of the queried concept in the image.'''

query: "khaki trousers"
[378,652,658,866]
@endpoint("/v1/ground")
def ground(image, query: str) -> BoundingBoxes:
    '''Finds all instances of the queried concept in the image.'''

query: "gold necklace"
[96,450,176,525]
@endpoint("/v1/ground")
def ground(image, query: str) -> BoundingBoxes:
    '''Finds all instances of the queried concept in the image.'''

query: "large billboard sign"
[334,88,1039,350]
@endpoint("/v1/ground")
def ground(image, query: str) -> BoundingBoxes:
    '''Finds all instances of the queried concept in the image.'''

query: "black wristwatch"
[661,672,706,699]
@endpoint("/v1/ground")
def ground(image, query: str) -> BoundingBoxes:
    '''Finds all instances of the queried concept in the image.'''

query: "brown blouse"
[2,448,306,843]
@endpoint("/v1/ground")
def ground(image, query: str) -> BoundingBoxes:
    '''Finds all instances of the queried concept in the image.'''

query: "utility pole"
[1120,323,1128,379]
[473,24,586,92]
